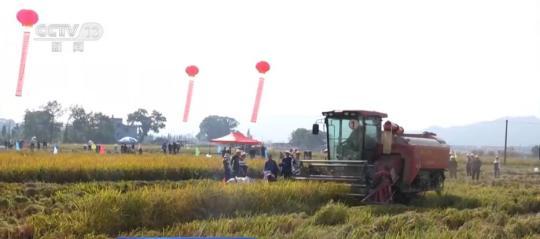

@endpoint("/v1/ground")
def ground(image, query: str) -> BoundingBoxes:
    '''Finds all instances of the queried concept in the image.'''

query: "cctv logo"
[33,22,103,52]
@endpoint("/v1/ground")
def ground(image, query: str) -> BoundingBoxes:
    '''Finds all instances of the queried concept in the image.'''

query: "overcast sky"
[0,0,538,142]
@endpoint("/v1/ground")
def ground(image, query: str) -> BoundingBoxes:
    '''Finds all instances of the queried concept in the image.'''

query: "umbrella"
[118,137,138,144]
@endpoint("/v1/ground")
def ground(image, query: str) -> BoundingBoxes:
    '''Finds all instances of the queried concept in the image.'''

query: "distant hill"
[425,116,540,147]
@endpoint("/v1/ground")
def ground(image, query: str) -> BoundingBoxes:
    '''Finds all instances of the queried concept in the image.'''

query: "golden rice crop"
[28,180,348,237]
[0,152,265,182]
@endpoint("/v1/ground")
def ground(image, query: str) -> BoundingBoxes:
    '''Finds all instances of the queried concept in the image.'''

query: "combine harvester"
[294,110,450,203]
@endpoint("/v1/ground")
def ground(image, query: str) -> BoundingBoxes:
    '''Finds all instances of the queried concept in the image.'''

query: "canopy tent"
[210,132,261,145]
[118,137,138,144]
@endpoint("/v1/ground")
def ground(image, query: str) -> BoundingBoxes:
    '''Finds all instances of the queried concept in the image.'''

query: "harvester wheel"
[392,188,415,204]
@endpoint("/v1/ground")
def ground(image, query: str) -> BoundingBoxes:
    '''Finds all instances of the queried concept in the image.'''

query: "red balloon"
[256,61,270,74]
[185,65,199,77]
[17,9,39,27]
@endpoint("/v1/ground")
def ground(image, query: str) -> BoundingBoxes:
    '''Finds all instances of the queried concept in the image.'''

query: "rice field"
[0,152,265,182]
[0,151,539,238]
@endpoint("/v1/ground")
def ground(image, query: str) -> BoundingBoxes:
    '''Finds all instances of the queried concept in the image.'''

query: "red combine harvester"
[294,110,450,203]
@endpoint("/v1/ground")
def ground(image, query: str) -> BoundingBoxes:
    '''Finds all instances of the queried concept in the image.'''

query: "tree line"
[9,101,166,144]
[4,101,324,148]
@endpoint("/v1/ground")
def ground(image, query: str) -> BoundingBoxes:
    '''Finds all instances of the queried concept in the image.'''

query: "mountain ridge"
[425,116,540,147]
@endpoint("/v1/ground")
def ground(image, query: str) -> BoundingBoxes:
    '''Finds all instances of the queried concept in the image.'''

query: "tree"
[11,124,21,139]
[42,101,63,139]
[127,109,167,142]
[65,105,92,143]
[23,110,61,141]
[289,128,326,151]
[196,115,239,141]
[1,126,6,139]
[88,113,116,143]
[532,145,540,156]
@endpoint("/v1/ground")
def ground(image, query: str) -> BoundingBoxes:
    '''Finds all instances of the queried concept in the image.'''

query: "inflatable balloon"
[15,9,39,97]
[251,61,271,123]
[183,65,198,122]
[17,10,39,26]
[185,65,199,77]
[256,61,270,74]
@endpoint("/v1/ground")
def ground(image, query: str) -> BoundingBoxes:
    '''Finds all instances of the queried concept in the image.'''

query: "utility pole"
[503,119,508,165]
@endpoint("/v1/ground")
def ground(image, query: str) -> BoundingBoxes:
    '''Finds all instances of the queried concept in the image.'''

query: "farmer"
[263,154,280,182]
[280,151,294,179]
[161,142,167,154]
[493,156,501,178]
[471,155,482,180]
[138,144,143,155]
[465,153,472,176]
[231,150,242,177]
[239,152,249,177]
[448,155,458,179]
[222,153,232,181]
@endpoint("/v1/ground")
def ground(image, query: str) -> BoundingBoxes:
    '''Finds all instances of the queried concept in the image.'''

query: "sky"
[0,0,538,142]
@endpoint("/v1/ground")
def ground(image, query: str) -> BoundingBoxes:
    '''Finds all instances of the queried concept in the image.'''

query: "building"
[111,117,138,141]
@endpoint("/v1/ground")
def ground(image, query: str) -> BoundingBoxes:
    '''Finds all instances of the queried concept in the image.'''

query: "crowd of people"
[222,147,305,182]
[161,141,183,154]
[448,153,502,180]
[3,138,49,152]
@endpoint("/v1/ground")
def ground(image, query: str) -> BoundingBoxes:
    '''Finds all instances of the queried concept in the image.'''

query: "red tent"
[210,132,261,145]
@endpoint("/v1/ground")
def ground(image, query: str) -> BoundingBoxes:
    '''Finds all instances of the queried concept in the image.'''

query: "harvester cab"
[295,110,450,203]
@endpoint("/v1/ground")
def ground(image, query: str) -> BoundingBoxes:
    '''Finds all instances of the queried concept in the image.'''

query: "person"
[448,155,458,179]
[223,153,232,181]
[37,141,41,150]
[263,154,280,182]
[260,145,267,158]
[493,156,501,178]
[280,151,293,179]
[30,137,36,152]
[161,142,167,154]
[172,142,178,154]
[293,149,301,174]
[138,144,143,155]
[231,150,242,177]
[471,155,482,180]
[466,154,472,176]
[239,152,249,177]
[168,143,173,155]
